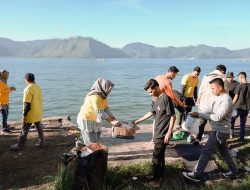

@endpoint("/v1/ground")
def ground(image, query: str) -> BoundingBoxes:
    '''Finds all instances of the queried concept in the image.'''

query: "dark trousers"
[18,121,45,147]
[175,97,194,126]
[183,106,192,120]
[196,118,208,141]
[231,109,249,140]
[1,105,9,129]
[152,140,166,180]
[183,97,195,119]
[194,131,237,177]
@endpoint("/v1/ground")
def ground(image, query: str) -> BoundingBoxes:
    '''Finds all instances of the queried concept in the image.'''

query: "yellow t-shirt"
[181,73,199,98]
[23,83,43,123]
[80,95,108,121]
[0,81,11,104]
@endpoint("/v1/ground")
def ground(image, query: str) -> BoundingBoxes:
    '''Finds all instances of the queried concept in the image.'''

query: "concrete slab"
[100,123,230,173]
[104,127,184,159]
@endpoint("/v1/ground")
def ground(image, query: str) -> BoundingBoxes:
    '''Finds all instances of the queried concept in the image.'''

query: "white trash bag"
[181,115,199,135]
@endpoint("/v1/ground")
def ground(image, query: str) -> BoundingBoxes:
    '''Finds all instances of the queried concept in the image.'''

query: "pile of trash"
[63,143,108,190]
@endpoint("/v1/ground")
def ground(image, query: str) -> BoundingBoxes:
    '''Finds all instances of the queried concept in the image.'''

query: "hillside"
[1,37,250,59]
[0,37,128,58]
[122,43,250,59]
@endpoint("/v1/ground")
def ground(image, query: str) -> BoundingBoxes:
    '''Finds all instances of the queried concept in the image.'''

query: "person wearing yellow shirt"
[10,73,44,150]
[175,66,201,128]
[77,78,121,145]
[0,70,16,133]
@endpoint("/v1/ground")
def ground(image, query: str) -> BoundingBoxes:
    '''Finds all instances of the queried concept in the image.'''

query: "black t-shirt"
[227,81,239,99]
[151,93,175,142]
[234,83,250,110]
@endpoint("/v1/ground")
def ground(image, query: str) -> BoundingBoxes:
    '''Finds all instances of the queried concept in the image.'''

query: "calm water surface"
[1,58,250,123]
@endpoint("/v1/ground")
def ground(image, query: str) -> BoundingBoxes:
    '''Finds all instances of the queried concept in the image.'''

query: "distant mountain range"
[0,37,250,59]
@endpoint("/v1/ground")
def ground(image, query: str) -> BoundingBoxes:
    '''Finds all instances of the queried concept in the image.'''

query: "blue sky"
[1,0,250,49]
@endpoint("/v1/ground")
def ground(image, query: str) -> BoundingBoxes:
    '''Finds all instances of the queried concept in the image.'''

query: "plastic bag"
[232,109,237,117]
[181,115,199,135]
[172,131,185,140]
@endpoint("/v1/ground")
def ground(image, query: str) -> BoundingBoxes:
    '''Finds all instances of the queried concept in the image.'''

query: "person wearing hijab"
[0,70,16,133]
[77,78,121,145]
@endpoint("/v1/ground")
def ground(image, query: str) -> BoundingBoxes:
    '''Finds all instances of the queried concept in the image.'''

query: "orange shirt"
[155,75,183,106]
[0,81,11,104]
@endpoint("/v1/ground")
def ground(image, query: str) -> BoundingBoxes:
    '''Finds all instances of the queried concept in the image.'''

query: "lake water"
[1,58,250,123]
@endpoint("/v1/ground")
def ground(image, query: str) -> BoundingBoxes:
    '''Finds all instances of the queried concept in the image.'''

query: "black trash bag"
[62,150,108,190]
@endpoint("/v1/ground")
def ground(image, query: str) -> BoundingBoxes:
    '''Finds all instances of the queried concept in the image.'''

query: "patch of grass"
[238,175,250,189]
[217,138,250,172]
[106,161,152,189]
[105,160,192,190]
[202,174,250,190]
[52,139,250,190]
[105,159,250,190]
[203,138,250,190]
[53,164,74,190]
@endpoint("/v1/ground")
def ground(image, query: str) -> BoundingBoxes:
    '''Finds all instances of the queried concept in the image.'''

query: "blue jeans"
[231,109,249,140]
[1,105,9,129]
